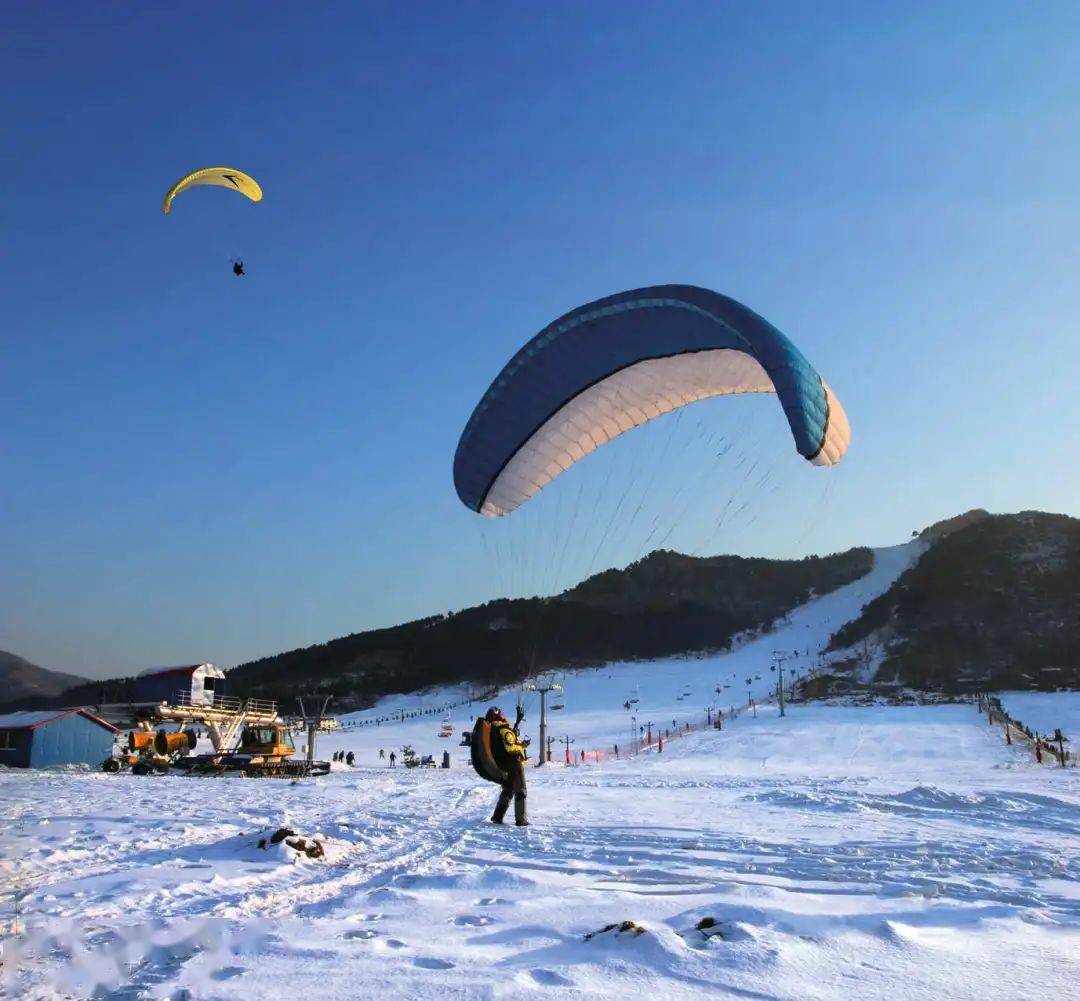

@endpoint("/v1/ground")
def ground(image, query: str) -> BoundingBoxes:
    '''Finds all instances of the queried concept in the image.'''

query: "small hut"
[0,709,119,768]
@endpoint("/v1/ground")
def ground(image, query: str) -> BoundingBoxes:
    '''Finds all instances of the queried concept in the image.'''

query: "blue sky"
[4,2,1080,678]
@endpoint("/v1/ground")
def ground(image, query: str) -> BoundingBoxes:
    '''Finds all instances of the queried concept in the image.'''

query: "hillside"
[825,511,1080,692]
[11,508,1080,714]
[226,547,873,708]
[0,650,88,701]
[565,549,868,613]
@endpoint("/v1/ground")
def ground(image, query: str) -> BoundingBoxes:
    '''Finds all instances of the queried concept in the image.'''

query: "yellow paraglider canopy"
[162,167,262,215]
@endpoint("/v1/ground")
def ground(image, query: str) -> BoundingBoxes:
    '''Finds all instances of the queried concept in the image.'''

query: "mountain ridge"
[6,508,1077,712]
[0,650,89,703]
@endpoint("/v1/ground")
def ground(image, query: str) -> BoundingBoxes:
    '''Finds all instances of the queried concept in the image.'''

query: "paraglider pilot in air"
[232,259,245,276]
[487,706,529,826]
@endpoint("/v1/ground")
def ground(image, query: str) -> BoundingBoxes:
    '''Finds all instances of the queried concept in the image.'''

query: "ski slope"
[3,541,1078,1000]
[327,540,925,764]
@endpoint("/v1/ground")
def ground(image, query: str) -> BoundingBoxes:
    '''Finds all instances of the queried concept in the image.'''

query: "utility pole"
[645,721,653,746]
[527,676,561,767]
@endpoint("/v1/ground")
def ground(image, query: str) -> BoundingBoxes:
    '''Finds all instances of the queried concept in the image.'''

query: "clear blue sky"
[4,2,1080,679]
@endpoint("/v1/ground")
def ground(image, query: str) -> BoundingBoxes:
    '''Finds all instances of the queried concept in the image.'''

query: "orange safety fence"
[561,705,746,765]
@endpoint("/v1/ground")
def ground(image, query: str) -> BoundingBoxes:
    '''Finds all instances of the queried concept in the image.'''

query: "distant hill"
[10,508,1079,714]
[0,650,88,702]
[0,547,874,714]
[823,511,1080,693]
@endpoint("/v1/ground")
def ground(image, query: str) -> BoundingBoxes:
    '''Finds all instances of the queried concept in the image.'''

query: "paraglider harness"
[470,706,526,784]
[232,260,245,276]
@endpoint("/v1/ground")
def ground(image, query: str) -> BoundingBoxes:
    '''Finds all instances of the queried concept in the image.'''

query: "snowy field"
[3,703,1077,1000]
[3,542,1078,999]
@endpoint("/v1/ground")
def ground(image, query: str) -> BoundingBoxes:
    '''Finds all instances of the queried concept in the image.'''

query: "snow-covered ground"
[3,542,1078,1000]
[997,691,1080,741]
[3,703,1077,1000]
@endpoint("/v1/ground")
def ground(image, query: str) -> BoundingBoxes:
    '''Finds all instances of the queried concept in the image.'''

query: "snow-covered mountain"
[227,546,876,709]
[826,511,1080,692]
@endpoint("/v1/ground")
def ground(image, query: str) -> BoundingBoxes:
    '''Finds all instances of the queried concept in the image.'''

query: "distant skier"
[346,751,354,766]
[389,751,397,768]
[486,706,529,827]
[379,748,385,760]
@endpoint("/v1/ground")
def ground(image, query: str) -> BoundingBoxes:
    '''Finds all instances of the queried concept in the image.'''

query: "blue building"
[0,708,119,768]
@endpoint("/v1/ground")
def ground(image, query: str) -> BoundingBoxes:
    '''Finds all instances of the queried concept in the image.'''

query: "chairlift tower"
[297,695,333,774]
[773,651,791,717]
[527,675,562,765]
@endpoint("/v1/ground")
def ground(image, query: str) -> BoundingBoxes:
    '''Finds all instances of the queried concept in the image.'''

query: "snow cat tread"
[241,760,331,778]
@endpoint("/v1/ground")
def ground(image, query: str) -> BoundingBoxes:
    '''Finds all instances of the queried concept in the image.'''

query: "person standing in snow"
[379,748,385,760]
[346,751,354,766]
[389,751,396,767]
[487,706,529,827]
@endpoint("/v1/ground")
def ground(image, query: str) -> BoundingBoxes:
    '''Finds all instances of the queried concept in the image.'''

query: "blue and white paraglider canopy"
[454,285,850,518]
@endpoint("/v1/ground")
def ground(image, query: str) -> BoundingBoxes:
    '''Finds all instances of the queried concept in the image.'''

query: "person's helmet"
[485,706,505,722]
